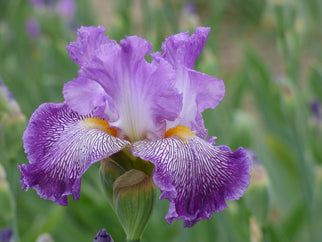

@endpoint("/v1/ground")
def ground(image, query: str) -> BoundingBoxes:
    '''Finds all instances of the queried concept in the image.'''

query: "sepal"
[99,157,126,206]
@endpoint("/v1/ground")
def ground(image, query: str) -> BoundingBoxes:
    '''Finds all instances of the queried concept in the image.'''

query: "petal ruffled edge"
[19,102,129,205]
[132,134,250,227]
[66,25,113,67]
[160,26,210,69]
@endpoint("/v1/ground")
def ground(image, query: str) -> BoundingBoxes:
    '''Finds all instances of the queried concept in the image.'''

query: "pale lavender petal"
[62,77,118,121]
[154,27,225,135]
[19,103,129,205]
[66,26,114,67]
[133,136,250,227]
[77,32,182,140]
[167,69,225,136]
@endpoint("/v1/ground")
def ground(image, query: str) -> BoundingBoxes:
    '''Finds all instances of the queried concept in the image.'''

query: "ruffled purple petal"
[66,26,114,67]
[19,103,129,205]
[160,27,210,69]
[133,135,250,227]
[73,29,182,140]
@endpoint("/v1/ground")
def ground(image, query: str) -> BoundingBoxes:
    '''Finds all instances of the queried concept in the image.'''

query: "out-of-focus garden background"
[0,0,321,241]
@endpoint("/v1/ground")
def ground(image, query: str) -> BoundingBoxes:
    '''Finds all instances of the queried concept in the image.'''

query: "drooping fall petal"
[19,103,129,205]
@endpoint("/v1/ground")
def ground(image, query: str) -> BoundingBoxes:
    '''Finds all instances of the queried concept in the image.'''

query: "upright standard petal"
[154,27,225,136]
[167,68,225,136]
[71,30,182,141]
[66,25,114,67]
[160,27,210,69]
[19,103,129,205]
[133,126,250,227]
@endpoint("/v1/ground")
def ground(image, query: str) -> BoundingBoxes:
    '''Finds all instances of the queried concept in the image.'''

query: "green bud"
[99,158,126,206]
[244,164,270,226]
[0,164,7,189]
[0,78,26,159]
[113,169,156,242]
[36,233,54,242]
[0,77,25,125]
[0,164,14,227]
[231,110,254,148]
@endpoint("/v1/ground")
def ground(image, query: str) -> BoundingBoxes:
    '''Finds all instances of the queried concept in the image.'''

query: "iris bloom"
[19,26,250,227]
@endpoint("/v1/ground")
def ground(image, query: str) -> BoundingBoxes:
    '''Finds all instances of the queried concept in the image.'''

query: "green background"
[1,0,321,241]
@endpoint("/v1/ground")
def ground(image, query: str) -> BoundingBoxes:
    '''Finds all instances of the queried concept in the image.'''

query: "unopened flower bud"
[113,169,156,241]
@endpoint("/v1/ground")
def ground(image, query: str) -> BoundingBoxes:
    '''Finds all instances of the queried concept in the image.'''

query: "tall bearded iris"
[19,26,250,227]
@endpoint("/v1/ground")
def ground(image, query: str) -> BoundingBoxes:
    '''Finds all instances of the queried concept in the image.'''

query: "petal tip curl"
[66,25,110,67]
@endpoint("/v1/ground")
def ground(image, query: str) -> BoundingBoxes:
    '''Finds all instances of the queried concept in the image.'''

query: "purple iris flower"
[18,26,250,227]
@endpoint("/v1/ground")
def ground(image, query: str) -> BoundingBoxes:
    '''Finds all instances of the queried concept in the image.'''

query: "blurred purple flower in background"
[18,26,250,227]
[0,76,24,124]
[25,18,40,39]
[29,0,55,7]
[94,229,114,242]
[310,100,321,121]
[180,2,200,29]
[182,2,197,15]
[56,0,76,20]
[0,76,15,104]
[309,100,322,129]
[0,227,14,242]
[29,0,76,20]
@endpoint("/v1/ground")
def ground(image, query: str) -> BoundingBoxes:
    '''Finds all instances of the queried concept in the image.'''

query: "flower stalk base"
[100,158,156,241]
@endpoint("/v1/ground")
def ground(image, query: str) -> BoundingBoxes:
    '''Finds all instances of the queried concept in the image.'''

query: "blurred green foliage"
[0,0,321,241]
